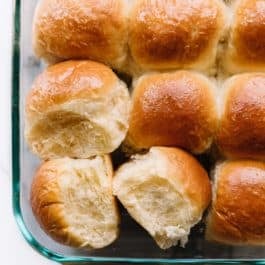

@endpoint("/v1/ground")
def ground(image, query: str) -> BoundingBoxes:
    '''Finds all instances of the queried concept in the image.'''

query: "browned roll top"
[33,0,128,69]
[126,71,218,154]
[33,0,227,73]
[206,160,265,245]
[223,0,265,73]
[129,0,226,71]
[217,73,265,160]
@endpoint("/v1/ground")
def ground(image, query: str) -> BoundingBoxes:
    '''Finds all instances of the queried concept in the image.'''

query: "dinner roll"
[128,0,227,72]
[216,73,265,160]
[223,0,265,73]
[206,160,265,245]
[25,60,130,160]
[33,0,128,69]
[31,156,119,249]
[125,71,218,154]
[113,147,211,249]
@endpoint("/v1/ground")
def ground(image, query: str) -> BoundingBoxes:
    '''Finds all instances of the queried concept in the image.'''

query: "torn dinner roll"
[31,156,119,249]
[25,60,130,160]
[113,147,211,249]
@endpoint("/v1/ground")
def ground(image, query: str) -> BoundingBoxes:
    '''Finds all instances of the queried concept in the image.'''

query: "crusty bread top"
[217,73,265,160]
[208,160,265,245]
[230,0,265,64]
[26,60,118,115]
[31,159,68,244]
[126,71,218,154]
[129,0,226,71]
[33,0,128,67]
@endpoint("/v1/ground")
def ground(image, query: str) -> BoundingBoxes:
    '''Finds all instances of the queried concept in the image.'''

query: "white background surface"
[0,2,57,264]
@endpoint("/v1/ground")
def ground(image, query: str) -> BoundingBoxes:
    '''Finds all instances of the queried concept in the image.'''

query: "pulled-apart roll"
[223,0,265,73]
[31,156,119,249]
[32,0,128,69]
[113,147,211,249]
[216,73,265,160]
[25,60,130,160]
[125,71,218,154]
[206,160,265,245]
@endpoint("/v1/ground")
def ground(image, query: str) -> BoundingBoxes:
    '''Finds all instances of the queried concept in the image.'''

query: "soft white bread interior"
[25,60,130,160]
[206,160,265,245]
[31,156,119,249]
[216,73,265,160]
[223,0,265,74]
[113,147,211,249]
[128,0,227,73]
[125,71,218,154]
[32,0,129,70]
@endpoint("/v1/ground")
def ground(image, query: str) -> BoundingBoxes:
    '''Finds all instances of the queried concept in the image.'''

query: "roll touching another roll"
[129,0,227,72]
[113,147,211,249]
[25,60,130,160]
[125,71,218,154]
[31,156,119,249]
[216,73,265,160]
[223,0,265,73]
[32,0,227,74]
[206,160,265,245]
[33,0,128,69]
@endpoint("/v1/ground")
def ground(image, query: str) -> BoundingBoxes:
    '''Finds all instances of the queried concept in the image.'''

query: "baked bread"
[113,147,211,249]
[216,73,265,160]
[128,0,227,73]
[31,156,119,249]
[125,71,218,154]
[223,0,265,73]
[206,160,265,245]
[25,60,130,160]
[32,0,128,69]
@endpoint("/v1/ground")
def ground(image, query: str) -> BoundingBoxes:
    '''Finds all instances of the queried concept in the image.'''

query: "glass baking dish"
[12,0,265,263]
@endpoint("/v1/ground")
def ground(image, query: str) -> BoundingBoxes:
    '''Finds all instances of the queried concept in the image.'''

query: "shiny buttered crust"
[224,0,265,73]
[216,73,265,160]
[113,147,211,249]
[206,160,265,245]
[25,60,130,160]
[129,0,227,72]
[33,0,128,69]
[125,71,218,154]
[31,156,120,249]
[32,0,227,74]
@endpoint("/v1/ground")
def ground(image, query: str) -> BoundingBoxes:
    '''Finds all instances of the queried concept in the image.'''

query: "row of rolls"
[26,61,265,161]
[26,60,265,249]
[33,0,265,75]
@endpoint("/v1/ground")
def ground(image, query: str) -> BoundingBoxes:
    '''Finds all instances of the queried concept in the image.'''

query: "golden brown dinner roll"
[25,60,130,160]
[33,0,128,69]
[113,147,211,249]
[223,0,265,73]
[125,71,218,154]
[206,160,265,245]
[31,156,119,249]
[216,73,265,160]
[128,0,227,72]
